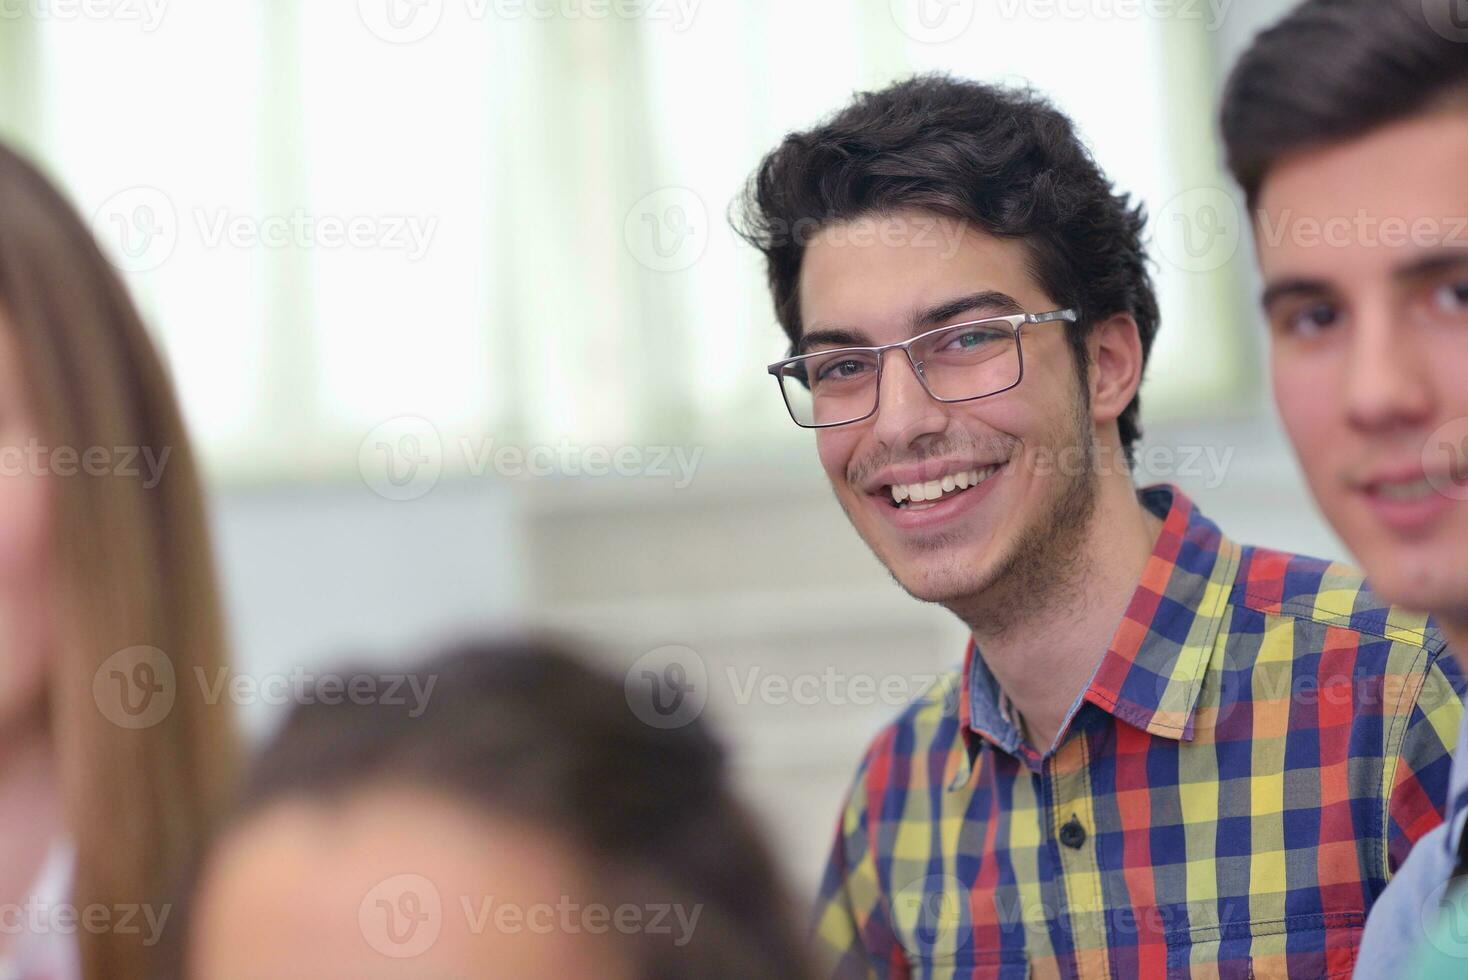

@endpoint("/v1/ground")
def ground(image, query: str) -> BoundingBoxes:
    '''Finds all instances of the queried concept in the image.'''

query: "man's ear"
[1086,313,1145,426]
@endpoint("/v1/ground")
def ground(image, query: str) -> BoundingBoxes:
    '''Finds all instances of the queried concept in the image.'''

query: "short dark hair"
[169,637,811,980]
[733,72,1159,462]
[1222,0,1468,208]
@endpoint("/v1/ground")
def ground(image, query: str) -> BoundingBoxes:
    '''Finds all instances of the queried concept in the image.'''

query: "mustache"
[847,433,1021,487]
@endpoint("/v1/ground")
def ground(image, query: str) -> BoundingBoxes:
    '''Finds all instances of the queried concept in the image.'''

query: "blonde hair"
[0,143,239,978]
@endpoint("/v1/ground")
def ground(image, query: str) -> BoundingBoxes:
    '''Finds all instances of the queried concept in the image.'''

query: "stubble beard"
[868,404,1101,634]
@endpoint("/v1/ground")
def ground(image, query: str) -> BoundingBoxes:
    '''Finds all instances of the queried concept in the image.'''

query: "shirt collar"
[951,485,1240,785]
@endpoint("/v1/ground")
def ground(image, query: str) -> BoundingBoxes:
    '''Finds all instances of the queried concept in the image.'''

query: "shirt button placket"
[1047,737,1109,980]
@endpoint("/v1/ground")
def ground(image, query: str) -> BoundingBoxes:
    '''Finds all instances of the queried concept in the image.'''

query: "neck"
[955,475,1162,752]
[0,704,62,950]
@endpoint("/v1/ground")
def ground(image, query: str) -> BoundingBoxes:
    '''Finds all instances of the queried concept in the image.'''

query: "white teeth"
[1377,479,1436,501]
[888,464,1006,507]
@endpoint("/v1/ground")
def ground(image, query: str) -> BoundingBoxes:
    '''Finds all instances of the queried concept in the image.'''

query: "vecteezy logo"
[889,0,975,43]
[1426,418,1468,502]
[623,188,709,273]
[359,874,442,958]
[892,874,971,951]
[1155,187,1243,274]
[624,645,708,729]
[92,187,179,274]
[92,646,176,730]
[1417,870,1468,959]
[1424,0,1468,42]
[358,416,444,501]
[358,0,444,43]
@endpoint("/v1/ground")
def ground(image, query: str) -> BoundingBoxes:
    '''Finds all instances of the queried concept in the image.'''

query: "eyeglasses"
[767,309,1079,429]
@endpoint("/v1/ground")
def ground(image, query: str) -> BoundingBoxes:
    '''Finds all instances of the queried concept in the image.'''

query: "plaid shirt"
[815,486,1466,979]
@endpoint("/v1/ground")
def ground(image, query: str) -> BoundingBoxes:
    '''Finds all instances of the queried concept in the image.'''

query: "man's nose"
[1343,311,1434,435]
[871,350,949,449]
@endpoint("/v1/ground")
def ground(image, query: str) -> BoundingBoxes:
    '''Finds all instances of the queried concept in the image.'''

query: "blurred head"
[1222,0,1468,625]
[179,637,811,980]
[735,75,1157,609]
[193,789,628,979]
[0,141,238,975]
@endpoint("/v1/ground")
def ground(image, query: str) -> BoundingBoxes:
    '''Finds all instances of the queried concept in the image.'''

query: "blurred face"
[0,315,52,731]
[189,787,631,980]
[798,211,1097,606]
[1258,108,1468,624]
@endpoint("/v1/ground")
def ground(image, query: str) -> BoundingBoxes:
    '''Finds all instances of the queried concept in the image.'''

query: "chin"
[1327,496,1468,614]
[1359,549,1468,619]
[894,572,974,606]
[884,543,1003,606]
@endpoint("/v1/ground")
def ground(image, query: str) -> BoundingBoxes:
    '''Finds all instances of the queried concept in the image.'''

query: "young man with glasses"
[735,74,1465,977]
[1219,1,1468,974]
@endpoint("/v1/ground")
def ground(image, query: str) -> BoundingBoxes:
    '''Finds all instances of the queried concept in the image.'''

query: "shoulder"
[1233,545,1452,659]
[1225,544,1465,720]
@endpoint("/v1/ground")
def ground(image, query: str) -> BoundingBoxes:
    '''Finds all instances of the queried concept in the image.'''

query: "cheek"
[815,430,860,484]
[0,470,50,582]
[0,469,53,720]
[1006,343,1084,434]
[0,402,51,582]
[964,386,1053,455]
[1271,352,1339,475]
[1434,361,1468,434]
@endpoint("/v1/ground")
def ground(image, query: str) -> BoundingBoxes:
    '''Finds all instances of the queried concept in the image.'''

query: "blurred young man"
[737,74,1464,978]
[1220,0,1468,974]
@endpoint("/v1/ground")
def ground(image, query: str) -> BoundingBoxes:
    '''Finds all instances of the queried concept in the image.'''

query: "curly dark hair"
[1221,0,1468,209]
[732,72,1159,463]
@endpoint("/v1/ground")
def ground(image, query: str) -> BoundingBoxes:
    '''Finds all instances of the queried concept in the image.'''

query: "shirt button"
[1060,818,1087,850]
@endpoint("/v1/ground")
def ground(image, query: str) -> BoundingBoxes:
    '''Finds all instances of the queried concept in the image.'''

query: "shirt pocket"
[1164,911,1365,979]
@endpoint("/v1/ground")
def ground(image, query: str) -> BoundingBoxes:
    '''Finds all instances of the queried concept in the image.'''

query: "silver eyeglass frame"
[767,308,1079,429]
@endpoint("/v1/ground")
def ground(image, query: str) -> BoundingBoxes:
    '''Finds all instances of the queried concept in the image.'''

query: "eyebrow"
[797,290,1028,354]
[1261,248,1468,310]
[1396,249,1468,282]
[1260,278,1330,311]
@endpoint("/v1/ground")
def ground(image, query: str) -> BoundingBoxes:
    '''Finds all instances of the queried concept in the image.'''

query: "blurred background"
[0,0,1339,901]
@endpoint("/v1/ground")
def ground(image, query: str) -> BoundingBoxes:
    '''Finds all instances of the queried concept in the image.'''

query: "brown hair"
[732,72,1159,464]
[0,141,239,978]
[174,636,812,980]
[1221,0,1468,208]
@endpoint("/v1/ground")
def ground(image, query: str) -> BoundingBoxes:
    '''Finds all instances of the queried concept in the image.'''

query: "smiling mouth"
[1366,477,1439,502]
[885,464,1004,509]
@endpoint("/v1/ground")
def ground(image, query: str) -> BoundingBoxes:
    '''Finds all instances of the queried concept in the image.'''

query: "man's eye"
[1432,279,1468,315]
[944,329,1000,350]
[1285,304,1340,338]
[816,359,871,382]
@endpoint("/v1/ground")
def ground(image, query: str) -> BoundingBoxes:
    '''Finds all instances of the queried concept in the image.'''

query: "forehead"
[194,794,611,976]
[796,211,1048,332]
[1254,109,1468,280]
